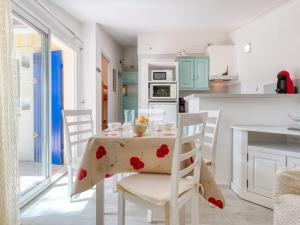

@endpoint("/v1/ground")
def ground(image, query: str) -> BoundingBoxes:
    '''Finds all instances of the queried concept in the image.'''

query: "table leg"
[96,181,104,225]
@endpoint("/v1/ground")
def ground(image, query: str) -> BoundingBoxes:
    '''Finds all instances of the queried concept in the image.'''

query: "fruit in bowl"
[135,115,149,126]
[131,124,147,137]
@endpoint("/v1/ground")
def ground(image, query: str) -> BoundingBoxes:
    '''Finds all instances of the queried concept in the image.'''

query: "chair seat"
[274,194,300,225]
[117,173,196,206]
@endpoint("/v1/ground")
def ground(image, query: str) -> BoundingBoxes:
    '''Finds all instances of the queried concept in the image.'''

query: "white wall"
[123,47,138,70]
[81,24,123,132]
[96,24,123,126]
[230,0,300,93]
[138,32,231,55]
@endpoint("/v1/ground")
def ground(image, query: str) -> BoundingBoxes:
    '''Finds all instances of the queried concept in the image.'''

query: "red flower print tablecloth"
[73,129,225,208]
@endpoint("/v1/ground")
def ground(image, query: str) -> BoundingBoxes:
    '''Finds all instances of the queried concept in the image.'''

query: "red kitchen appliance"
[276,71,295,94]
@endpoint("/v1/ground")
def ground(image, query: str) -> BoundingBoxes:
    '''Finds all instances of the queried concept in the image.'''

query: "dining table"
[73,127,225,225]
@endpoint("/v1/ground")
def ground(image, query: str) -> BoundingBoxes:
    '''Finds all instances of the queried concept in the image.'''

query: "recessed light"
[244,43,251,53]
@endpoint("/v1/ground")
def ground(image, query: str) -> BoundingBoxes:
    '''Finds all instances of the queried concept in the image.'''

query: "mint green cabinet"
[123,71,138,84]
[177,56,209,90]
[123,96,138,121]
[179,57,194,89]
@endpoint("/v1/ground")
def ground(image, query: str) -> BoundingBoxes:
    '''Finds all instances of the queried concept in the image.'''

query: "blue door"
[33,52,42,162]
[51,50,63,165]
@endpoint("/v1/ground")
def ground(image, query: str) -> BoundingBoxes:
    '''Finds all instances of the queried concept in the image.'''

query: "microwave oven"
[151,70,173,82]
[149,83,177,100]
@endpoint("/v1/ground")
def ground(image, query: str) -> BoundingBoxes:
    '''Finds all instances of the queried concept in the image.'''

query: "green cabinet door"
[122,96,138,122]
[123,71,138,84]
[177,56,209,90]
[194,57,209,90]
[178,57,194,90]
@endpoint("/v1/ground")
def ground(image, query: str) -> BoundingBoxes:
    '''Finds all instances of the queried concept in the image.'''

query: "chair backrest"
[138,108,165,122]
[170,112,207,216]
[62,110,94,163]
[199,110,221,175]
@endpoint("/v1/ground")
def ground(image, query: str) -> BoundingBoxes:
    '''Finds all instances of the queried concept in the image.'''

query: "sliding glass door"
[13,10,50,205]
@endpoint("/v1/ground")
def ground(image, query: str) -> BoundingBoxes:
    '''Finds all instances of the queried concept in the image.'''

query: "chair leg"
[112,175,118,193]
[191,191,199,225]
[118,191,125,225]
[164,205,170,225]
[147,209,153,223]
[179,205,185,225]
[68,165,73,202]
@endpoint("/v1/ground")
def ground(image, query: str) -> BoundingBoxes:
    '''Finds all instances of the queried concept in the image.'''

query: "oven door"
[150,84,176,100]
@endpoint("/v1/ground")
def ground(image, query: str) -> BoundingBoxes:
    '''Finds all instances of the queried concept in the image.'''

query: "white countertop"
[184,93,300,100]
[230,125,300,136]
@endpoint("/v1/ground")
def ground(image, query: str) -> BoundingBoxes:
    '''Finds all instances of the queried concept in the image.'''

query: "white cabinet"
[148,102,177,125]
[207,45,238,79]
[247,150,286,198]
[231,126,300,209]
[287,156,300,168]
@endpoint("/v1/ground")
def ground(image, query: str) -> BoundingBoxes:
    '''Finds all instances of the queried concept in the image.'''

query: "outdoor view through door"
[13,13,77,202]
[13,15,49,195]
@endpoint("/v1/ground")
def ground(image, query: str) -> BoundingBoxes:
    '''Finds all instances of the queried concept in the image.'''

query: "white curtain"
[0,0,20,224]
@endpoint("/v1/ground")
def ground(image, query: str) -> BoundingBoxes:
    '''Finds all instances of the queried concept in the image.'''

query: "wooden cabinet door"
[178,58,194,90]
[194,57,209,90]
[287,156,300,169]
[247,150,286,198]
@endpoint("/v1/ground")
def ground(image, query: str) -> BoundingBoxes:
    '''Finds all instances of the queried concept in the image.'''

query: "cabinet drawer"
[247,150,286,198]
[287,156,300,169]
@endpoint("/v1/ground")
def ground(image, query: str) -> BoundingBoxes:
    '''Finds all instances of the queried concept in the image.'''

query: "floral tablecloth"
[73,129,225,208]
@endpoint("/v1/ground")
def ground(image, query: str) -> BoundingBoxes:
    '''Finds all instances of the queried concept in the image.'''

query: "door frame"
[13,4,51,208]
[99,52,112,129]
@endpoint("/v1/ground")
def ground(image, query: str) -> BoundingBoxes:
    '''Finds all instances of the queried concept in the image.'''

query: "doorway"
[101,55,109,130]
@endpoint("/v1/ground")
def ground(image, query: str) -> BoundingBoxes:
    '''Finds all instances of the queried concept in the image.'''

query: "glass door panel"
[13,15,49,195]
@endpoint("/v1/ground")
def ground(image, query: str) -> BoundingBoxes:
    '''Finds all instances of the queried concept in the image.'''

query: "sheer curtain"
[0,0,20,224]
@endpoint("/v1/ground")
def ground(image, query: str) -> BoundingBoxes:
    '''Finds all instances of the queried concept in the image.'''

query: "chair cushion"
[117,173,196,206]
[274,194,300,225]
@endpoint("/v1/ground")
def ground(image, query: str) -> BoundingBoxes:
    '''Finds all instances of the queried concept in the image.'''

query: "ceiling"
[50,0,290,47]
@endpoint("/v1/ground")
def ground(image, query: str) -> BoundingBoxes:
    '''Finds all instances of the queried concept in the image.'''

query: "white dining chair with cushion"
[273,168,300,225]
[198,110,221,176]
[62,109,94,200]
[117,112,208,225]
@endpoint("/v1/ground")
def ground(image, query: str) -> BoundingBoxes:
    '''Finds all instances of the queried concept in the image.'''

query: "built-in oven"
[151,70,173,82]
[149,83,177,100]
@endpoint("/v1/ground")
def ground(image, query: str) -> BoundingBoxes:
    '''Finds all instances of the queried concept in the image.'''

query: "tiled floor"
[19,161,65,192]
[21,176,273,225]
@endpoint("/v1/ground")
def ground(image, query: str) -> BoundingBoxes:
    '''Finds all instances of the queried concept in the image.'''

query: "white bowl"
[109,122,122,131]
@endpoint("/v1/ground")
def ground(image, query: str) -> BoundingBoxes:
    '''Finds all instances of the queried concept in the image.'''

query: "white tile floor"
[21,176,273,225]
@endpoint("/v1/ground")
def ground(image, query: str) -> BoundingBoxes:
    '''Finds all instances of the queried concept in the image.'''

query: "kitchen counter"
[230,125,300,136]
[184,93,300,100]
[185,93,300,186]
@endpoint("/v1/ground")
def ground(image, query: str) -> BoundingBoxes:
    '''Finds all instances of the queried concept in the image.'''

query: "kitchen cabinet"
[177,56,209,91]
[148,102,177,124]
[207,45,238,80]
[123,71,138,84]
[247,150,285,198]
[231,126,300,209]
[123,96,138,119]
[287,156,300,168]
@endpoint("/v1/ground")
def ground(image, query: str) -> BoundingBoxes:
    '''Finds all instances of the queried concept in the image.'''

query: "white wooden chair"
[138,108,165,122]
[62,109,94,199]
[117,112,208,225]
[199,110,221,176]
